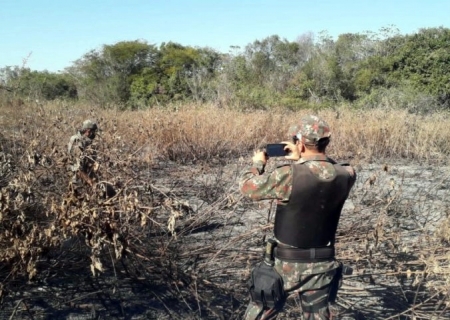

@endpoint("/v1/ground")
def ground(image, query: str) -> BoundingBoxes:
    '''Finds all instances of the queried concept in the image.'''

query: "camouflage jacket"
[240,154,356,281]
[67,132,97,175]
[0,152,13,188]
[240,154,356,203]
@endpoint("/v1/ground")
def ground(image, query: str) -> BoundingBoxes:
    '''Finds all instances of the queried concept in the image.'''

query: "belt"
[274,246,335,262]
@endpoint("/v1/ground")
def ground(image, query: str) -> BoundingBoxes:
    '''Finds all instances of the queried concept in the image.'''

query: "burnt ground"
[1,158,450,320]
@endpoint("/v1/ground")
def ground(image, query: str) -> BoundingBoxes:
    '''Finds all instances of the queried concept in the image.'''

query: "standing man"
[240,115,356,319]
[67,119,99,188]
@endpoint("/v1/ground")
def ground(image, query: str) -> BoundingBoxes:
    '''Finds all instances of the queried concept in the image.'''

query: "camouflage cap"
[288,115,331,145]
[81,119,98,131]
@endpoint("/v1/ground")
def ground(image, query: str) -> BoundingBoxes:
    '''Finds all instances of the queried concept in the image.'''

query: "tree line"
[2,26,450,111]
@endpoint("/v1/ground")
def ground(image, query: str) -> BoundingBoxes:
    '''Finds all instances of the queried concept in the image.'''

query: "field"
[1,101,450,319]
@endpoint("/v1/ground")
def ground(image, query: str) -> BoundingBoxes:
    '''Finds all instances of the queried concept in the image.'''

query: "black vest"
[274,161,352,248]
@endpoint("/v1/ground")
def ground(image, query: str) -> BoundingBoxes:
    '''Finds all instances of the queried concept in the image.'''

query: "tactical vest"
[274,161,352,248]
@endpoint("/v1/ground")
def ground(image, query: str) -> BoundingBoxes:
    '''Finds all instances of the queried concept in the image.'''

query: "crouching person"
[67,119,99,188]
[67,119,116,198]
[240,115,356,319]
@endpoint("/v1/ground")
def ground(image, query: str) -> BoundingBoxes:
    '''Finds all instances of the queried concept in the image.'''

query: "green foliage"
[5,26,450,112]
[387,27,450,102]
[127,43,221,108]
[243,35,303,89]
[354,56,392,94]
[278,97,313,111]
[354,85,442,114]
[128,67,160,108]
[158,42,199,101]
[69,40,158,107]
[0,67,77,101]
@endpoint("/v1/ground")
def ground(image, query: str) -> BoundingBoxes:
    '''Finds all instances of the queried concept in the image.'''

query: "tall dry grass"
[5,101,447,165]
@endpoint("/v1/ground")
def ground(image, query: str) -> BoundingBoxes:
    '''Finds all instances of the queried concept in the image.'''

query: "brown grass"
[5,100,447,165]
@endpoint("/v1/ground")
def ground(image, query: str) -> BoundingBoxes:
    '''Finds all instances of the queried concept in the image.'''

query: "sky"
[2,0,450,72]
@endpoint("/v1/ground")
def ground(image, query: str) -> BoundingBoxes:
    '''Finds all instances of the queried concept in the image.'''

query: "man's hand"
[252,150,268,165]
[281,141,300,161]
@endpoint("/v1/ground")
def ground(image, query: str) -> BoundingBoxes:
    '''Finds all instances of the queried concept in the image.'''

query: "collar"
[297,154,329,164]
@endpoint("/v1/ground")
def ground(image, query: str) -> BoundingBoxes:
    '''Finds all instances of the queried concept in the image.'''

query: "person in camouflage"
[67,119,99,188]
[240,115,356,320]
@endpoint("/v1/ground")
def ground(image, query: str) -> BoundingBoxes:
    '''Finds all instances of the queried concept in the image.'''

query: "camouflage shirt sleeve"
[239,160,292,201]
[67,135,77,154]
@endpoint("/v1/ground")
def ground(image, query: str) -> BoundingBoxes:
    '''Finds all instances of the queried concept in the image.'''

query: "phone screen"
[265,143,288,157]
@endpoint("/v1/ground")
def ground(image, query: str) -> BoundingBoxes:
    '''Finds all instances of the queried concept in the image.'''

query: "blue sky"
[2,0,450,72]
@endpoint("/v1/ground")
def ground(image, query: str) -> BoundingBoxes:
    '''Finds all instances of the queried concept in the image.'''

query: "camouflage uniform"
[67,120,99,186]
[240,115,356,320]
[0,151,13,189]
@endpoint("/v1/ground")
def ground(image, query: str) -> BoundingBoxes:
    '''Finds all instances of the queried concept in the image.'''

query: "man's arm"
[68,136,75,154]
[239,160,292,201]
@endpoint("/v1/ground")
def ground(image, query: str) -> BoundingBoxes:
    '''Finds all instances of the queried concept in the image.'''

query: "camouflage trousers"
[244,258,339,320]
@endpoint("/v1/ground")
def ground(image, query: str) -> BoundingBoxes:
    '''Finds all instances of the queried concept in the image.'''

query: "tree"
[387,27,450,103]
[69,40,158,107]
[128,43,221,107]
[0,67,77,101]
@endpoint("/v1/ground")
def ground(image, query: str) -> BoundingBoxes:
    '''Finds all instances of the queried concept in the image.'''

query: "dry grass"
[333,163,450,319]
[7,100,447,164]
[0,100,450,318]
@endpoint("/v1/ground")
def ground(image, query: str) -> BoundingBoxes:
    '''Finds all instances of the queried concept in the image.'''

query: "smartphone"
[265,143,288,157]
